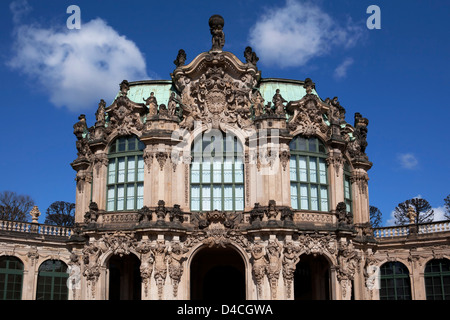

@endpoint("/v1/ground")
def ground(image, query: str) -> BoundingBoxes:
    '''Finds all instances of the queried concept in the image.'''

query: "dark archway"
[108,254,141,300]
[190,246,245,300]
[294,254,330,300]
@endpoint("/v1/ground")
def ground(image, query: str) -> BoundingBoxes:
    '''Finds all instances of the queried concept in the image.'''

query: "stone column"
[91,152,108,211]
[72,158,92,223]
[327,150,345,211]
[350,167,370,225]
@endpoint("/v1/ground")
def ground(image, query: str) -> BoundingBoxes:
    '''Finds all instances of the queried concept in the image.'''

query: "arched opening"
[294,254,330,300]
[108,254,141,300]
[424,258,450,300]
[379,261,411,300]
[190,246,245,300]
[36,259,68,300]
[0,256,24,300]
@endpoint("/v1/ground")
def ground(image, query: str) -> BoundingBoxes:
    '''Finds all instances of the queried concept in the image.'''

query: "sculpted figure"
[272,89,287,115]
[252,91,265,117]
[251,243,267,298]
[167,92,179,117]
[152,241,168,299]
[144,92,158,117]
[209,15,225,51]
[174,49,186,68]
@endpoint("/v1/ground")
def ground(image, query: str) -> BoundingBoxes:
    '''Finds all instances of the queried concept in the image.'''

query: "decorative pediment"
[286,91,329,137]
[105,80,147,137]
[171,50,260,131]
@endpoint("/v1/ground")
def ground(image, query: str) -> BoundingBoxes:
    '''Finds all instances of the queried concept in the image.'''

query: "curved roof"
[114,80,176,106]
[258,78,320,103]
[116,78,320,108]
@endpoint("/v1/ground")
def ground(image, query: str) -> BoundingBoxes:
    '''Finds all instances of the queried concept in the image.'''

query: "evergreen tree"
[444,194,450,220]
[369,205,383,228]
[393,198,434,225]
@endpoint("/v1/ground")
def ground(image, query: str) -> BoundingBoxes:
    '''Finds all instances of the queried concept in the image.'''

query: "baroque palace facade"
[1,15,449,301]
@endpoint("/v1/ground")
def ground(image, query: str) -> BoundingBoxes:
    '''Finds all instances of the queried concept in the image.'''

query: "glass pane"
[300,184,308,210]
[137,156,144,181]
[117,186,124,211]
[318,141,326,153]
[293,137,307,151]
[191,186,200,211]
[310,185,318,210]
[126,185,135,210]
[290,157,297,181]
[223,185,233,211]
[299,157,307,181]
[224,161,233,183]
[290,183,298,209]
[117,158,125,183]
[108,161,116,184]
[118,138,126,152]
[319,158,327,184]
[127,137,136,151]
[213,186,222,210]
[137,183,144,210]
[234,158,244,183]
[320,186,328,212]
[191,162,200,183]
[107,187,115,211]
[344,178,351,199]
[308,139,317,152]
[213,161,222,183]
[235,185,244,211]
[127,158,135,182]
[202,186,211,211]
[309,158,317,183]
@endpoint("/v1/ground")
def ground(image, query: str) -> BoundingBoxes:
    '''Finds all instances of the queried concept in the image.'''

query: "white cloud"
[334,58,354,79]
[8,1,149,112]
[432,206,447,222]
[397,153,419,169]
[248,0,362,68]
[9,0,31,24]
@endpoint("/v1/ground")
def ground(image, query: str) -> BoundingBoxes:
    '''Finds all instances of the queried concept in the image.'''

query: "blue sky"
[0,0,449,225]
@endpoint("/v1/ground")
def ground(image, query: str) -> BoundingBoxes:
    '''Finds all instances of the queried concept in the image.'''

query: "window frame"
[379,261,412,300]
[424,259,450,300]
[106,136,145,212]
[343,162,353,214]
[190,134,245,212]
[289,136,329,212]
[0,256,24,300]
[36,260,69,301]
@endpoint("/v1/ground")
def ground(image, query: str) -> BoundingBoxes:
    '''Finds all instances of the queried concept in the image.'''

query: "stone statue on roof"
[209,15,225,51]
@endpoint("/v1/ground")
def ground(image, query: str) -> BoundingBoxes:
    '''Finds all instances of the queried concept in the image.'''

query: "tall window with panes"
[290,136,329,211]
[107,136,145,211]
[190,133,244,212]
[343,162,353,213]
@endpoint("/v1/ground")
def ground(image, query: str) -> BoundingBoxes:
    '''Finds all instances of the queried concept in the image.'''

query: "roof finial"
[209,14,225,51]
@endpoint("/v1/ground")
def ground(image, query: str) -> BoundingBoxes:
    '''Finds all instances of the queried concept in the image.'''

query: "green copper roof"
[114,78,320,108]
[258,78,320,103]
[115,80,176,106]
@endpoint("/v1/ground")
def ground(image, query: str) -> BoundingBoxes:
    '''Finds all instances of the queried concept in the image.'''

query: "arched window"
[424,259,450,300]
[190,132,244,212]
[289,136,328,211]
[36,260,69,300]
[0,256,23,300]
[344,162,352,213]
[379,261,411,300]
[107,136,145,211]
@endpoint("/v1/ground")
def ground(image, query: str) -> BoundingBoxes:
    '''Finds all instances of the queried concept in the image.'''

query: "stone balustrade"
[373,220,450,238]
[0,219,73,237]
